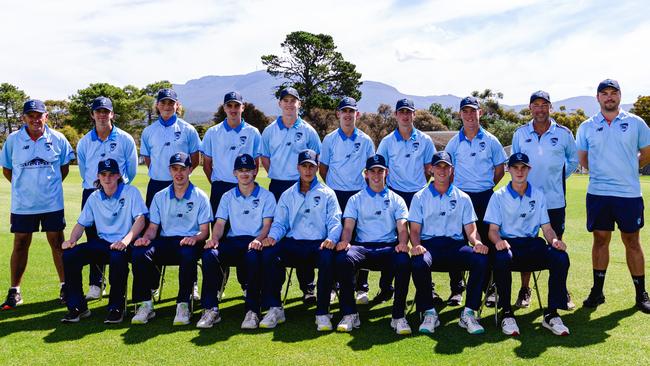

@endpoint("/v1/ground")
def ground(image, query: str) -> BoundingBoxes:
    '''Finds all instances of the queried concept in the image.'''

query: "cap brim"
[433,160,453,167]
[530,97,550,103]
[23,109,46,113]
[169,162,189,167]
[396,107,415,111]
[460,104,480,110]
[367,164,387,170]
[92,107,113,112]
[337,106,358,111]
[224,99,243,104]
[158,97,178,102]
[299,160,318,166]
[508,162,531,167]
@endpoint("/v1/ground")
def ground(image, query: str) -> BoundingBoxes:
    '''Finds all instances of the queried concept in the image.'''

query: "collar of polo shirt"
[169,182,195,200]
[507,182,532,199]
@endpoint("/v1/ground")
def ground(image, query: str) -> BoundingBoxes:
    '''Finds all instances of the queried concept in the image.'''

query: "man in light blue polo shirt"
[140,88,201,207]
[485,153,570,336]
[259,149,341,331]
[77,96,138,300]
[1,99,75,310]
[130,152,212,326]
[576,79,650,313]
[61,159,147,323]
[512,90,578,309]
[198,154,276,329]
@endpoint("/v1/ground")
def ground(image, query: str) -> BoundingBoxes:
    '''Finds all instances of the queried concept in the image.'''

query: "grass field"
[1,167,649,365]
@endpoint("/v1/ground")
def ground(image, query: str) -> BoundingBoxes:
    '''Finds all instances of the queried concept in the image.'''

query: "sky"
[2,0,649,104]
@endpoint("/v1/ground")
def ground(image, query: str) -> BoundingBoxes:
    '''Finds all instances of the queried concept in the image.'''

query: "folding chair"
[481,270,544,326]
[155,263,201,312]
[91,263,130,313]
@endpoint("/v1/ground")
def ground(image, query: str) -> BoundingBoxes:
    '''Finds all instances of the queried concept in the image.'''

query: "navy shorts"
[11,209,66,233]
[586,194,644,233]
[547,207,566,239]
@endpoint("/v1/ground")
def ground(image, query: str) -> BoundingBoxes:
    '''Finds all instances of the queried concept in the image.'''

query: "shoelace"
[502,317,516,327]
[464,311,479,327]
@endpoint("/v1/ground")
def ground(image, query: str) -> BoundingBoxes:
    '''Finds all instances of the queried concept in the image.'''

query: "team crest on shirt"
[479,142,486,151]
[313,196,321,207]
[44,142,52,151]
[294,132,303,142]
[109,142,117,151]
[186,201,194,213]
[174,131,181,140]
[353,142,361,152]
[550,137,558,146]
[252,199,260,209]
[383,199,390,210]
[620,123,629,132]
[113,198,126,216]
[449,200,457,210]
[528,200,536,212]
[412,141,420,151]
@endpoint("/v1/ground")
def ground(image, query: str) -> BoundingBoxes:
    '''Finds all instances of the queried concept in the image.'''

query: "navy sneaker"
[1,288,23,310]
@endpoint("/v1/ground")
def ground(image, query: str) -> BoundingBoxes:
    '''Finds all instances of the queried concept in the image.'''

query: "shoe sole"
[241,324,259,330]
[459,320,484,334]
[502,329,520,336]
[62,310,91,323]
[582,297,605,308]
[317,326,333,331]
[356,299,369,305]
[259,317,285,329]
[395,329,412,335]
[542,321,569,336]
[197,316,222,329]
[104,317,124,324]
[131,312,156,324]
[173,319,191,326]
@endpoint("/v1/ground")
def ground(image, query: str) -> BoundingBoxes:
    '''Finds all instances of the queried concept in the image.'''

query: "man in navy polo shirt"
[409,152,489,335]
[333,154,411,334]
[77,96,138,301]
[259,149,341,331]
[512,90,578,309]
[197,154,276,329]
[130,152,212,325]
[486,153,571,336]
[576,79,650,313]
[61,159,147,323]
[1,99,75,310]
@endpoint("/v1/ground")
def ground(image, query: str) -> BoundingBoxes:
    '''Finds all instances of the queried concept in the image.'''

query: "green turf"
[1,167,649,365]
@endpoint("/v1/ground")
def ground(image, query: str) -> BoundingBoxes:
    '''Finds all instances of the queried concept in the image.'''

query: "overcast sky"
[2,0,648,104]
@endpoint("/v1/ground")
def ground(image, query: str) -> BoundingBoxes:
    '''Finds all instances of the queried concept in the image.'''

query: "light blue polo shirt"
[140,115,201,181]
[215,184,276,237]
[377,128,436,192]
[268,179,342,242]
[149,182,212,237]
[77,126,138,189]
[260,117,321,180]
[576,110,650,198]
[484,182,550,239]
[77,184,148,243]
[408,183,477,241]
[200,119,261,183]
[512,119,578,208]
[0,125,75,214]
[320,128,375,191]
[343,186,408,243]
[444,127,507,193]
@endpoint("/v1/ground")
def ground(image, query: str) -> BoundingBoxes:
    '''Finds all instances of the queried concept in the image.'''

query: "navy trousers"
[81,188,105,288]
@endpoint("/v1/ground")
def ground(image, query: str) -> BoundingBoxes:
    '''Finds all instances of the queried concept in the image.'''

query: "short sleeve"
[0,135,14,169]
[215,191,231,221]
[262,191,276,218]
[393,194,408,221]
[575,123,588,151]
[319,135,332,165]
[342,194,359,219]
[407,194,424,224]
[483,194,502,227]
[77,197,96,227]
[140,128,151,156]
[461,196,478,225]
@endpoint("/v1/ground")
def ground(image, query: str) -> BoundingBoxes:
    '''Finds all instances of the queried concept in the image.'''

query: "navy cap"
[23,99,46,114]
[92,96,113,111]
[337,97,358,111]
[459,96,480,110]
[298,149,318,166]
[529,90,551,104]
[169,152,191,167]
[97,158,120,174]
[597,79,620,93]
[157,88,178,102]
[234,153,256,170]
[365,154,387,170]
[508,152,531,167]
[279,87,300,100]
[224,91,243,105]
[396,98,415,111]
[431,151,453,167]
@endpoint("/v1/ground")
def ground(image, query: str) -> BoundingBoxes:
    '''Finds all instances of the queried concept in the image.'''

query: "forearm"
[123,216,146,244]
[68,223,86,243]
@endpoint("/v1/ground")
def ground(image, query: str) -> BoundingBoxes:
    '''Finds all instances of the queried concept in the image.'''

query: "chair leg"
[531,271,544,311]
[282,268,294,306]
[218,267,230,302]
[156,265,166,303]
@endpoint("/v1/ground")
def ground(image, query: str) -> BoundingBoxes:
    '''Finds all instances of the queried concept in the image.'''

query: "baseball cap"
[92,96,113,111]
[157,88,178,102]
[396,98,415,111]
[597,79,620,93]
[23,99,47,114]
[459,96,480,110]
[97,158,120,174]
[298,149,318,166]
[224,91,243,105]
[529,90,551,104]
[279,87,300,100]
[508,152,531,167]
[365,154,387,170]
[337,97,358,111]
[431,151,454,167]
[169,152,191,167]
[234,153,256,170]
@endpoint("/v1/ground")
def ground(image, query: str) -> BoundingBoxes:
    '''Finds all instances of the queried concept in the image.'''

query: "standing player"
[1,99,74,309]
[511,90,578,309]
[576,79,650,313]
[77,96,138,300]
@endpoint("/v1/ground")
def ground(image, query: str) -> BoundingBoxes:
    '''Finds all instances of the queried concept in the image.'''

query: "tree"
[630,95,650,125]
[212,102,271,133]
[141,80,173,125]
[44,100,70,129]
[303,108,338,140]
[413,110,447,132]
[428,103,458,130]
[357,104,397,146]
[261,31,362,115]
[0,83,28,135]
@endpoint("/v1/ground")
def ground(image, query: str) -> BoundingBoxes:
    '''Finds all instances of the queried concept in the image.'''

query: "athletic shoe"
[241,310,260,329]
[1,288,23,310]
[501,315,520,336]
[315,314,333,331]
[542,313,570,336]
[173,302,191,325]
[583,289,605,308]
[337,313,360,332]
[447,292,463,307]
[59,285,67,305]
[85,285,105,300]
[196,308,221,329]
[356,291,369,305]
[104,309,124,324]
[485,285,498,308]
[459,308,484,334]
[192,283,201,301]
[418,309,440,334]
[432,284,443,305]
[390,317,412,335]
[515,287,532,308]
[303,290,317,306]
[330,290,337,303]
[566,292,576,310]
[259,307,285,329]
[131,301,155,324]
[61,308,91,323]
[375,287,394,303]
[636,291,650,313]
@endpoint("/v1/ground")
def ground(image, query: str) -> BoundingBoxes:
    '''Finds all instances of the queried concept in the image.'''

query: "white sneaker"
[390,317,412,335]
[259,307,285,329]
[131,301,155,324]
[196,308,221,329]
[501,316,520,336]
[459,308,484,334]
[85,285,105,300]
[356,291,369,305]
[330,290,337,303]
[192,283,200,301]
[337,313,360,332]
[241,310,260,329]
[418,308,440,334]
[315,314,333,331]
[173,302,191,325]
[542,314,570,336]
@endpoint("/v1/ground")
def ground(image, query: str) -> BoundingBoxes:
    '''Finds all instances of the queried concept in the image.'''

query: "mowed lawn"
[0,166,649,365]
